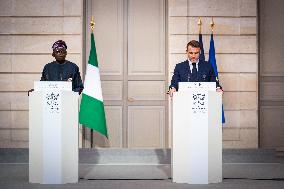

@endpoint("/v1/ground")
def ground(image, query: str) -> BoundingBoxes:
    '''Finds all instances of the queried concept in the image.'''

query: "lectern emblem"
[45,92,60,114]
[192,93,206,114]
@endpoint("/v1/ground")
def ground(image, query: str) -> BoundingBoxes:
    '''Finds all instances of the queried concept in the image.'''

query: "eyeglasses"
[54,49,67,54]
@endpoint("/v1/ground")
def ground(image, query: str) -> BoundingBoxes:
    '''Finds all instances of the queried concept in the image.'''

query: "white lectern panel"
[172,90,222,184]
[29,85,78,184]
[42,91,62,183]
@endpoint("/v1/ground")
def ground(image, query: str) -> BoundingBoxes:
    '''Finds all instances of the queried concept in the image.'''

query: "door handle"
[127,97,135,102]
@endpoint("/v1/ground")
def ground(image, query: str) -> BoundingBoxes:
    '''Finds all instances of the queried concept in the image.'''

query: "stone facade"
[0,0,83,147]
[0,0,258,148]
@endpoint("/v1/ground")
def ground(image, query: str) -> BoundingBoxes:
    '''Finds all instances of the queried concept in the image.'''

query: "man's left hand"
[216,88,223,94]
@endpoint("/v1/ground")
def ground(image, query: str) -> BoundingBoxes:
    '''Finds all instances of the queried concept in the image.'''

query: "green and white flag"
[79,33,108,138]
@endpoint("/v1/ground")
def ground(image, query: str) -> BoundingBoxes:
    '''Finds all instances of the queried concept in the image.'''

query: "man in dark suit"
[168,40,223,97]
[41,40,84,94]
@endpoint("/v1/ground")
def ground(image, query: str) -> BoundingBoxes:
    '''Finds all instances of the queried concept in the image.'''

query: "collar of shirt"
[188,59,199,72]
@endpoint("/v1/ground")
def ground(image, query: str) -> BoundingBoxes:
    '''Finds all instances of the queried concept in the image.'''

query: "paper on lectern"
[34,81,72,91]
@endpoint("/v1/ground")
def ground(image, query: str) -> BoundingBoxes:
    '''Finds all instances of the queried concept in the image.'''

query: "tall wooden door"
[259,0,284,150]
[84,0,167,148]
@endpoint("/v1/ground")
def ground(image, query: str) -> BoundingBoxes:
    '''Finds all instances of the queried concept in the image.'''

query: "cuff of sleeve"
[216,87,223,91]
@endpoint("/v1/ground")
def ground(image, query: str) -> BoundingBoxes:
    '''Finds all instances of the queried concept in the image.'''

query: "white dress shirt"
[188,59,199,72]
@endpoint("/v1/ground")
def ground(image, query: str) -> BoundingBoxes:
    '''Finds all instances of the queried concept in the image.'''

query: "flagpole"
[208,17,225,124]
[198,17,202,34]
[90,16,95,148]
[80,15,108,147]
[210,17,215,34]
[198,17,206,61]
[90,16,95,32]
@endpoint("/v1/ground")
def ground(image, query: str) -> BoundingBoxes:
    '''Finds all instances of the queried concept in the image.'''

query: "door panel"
[92,0,123,76]
[105,106,123,148]
[260,107,284,148]
[128,81,165,101]
[259,0,284,148]
[128,106,165,148]
[88,0,166,148]
[128,0,165,76]
[101,81,123,101]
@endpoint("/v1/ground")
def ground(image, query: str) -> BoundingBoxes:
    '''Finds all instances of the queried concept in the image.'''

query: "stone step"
[79,148,170,164]
[80,163,284,180]
[276,147,284,157]
[0,148,280,164]
[1,163,283,180]
[223,163,284,180]
[222,149,280,163]
[1,148,284,180]
[80,164,170,180]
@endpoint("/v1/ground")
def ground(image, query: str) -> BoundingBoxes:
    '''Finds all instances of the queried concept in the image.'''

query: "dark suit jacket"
[41,60,84,93]
[169,60,221,91]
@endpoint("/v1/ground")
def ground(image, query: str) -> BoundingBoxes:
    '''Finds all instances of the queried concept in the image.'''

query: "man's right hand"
[27,89,34,96]
[168,87,176,98]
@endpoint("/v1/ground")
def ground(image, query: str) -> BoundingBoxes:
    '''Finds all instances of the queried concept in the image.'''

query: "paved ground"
[0,164,284,189]
[0,177,284,189]
[1,149,284,189]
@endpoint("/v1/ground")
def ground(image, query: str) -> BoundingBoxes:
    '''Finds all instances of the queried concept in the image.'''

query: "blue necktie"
[191,63,197,81]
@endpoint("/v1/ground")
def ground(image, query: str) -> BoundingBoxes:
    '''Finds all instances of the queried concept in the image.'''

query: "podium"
[29,81,79,184]
[172,82,222,184]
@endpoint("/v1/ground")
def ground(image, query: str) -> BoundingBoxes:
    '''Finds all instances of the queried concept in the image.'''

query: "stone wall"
[0,0,258,148]
[0,0,83,147]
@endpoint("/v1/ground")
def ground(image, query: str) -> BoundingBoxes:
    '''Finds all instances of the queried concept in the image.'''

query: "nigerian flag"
[79,33,108,138]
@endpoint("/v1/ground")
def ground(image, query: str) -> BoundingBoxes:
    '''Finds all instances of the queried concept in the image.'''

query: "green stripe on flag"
[88,33,98,67]
[79,93,108,137]
[79,32,108,138]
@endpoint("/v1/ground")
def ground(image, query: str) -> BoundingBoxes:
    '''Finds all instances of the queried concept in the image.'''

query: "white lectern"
[29,81,79,184]
[172,82,222,184]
